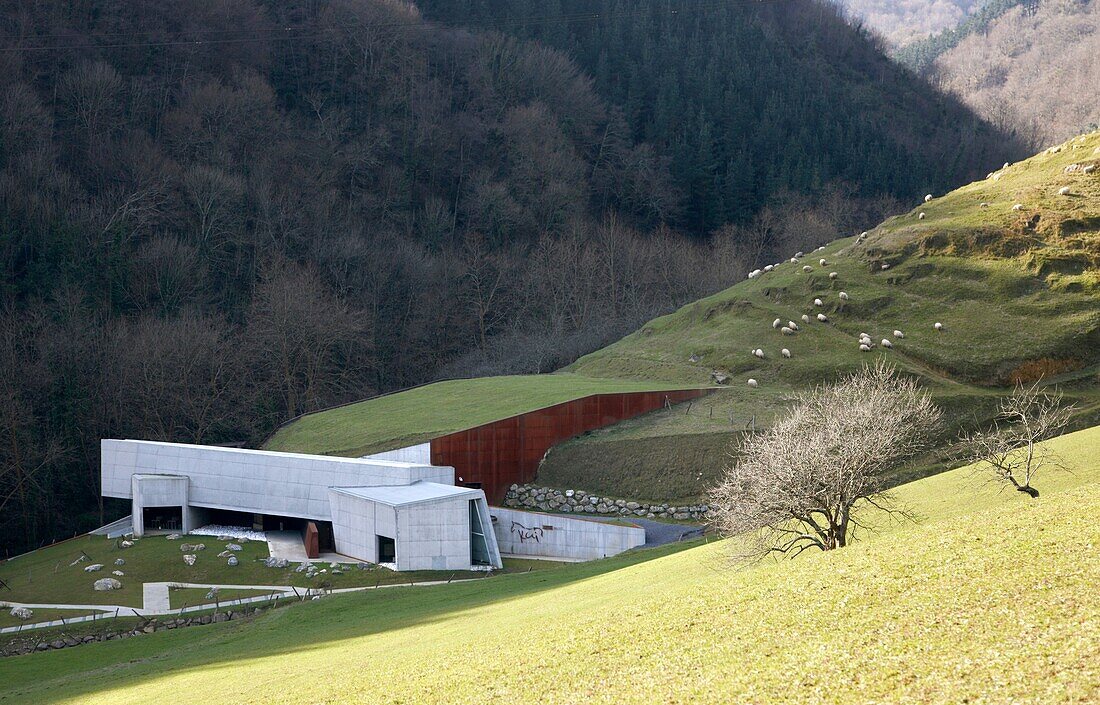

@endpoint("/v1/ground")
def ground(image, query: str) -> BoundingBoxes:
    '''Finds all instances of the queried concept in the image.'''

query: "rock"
[264,556,290,569]
[225,543,242,552]
[9,606,33,620]
[218,550,232,558]
[711,371,729,385]
[227,556,239,567]
[626,502,640,510]
[205,588,220,600]
[295,562,309,572]
[183,554,196,566]
[120,540,134,548]
[179,543,205,552]
[357,562,370,570]
[332,569,344,575]
[216,535,233,541]
[114,558,125,566]
[93,578,122,591]
[51,640,65,649]
[112,570,125,576]
[166,533,181,540]
[83,564,103,572]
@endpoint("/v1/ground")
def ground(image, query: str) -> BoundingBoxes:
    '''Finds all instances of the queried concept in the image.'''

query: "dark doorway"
[143,506,182,532]
[377,535,396,563]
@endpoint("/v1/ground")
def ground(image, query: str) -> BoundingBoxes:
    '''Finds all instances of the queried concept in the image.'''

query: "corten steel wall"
[430,389,711,503]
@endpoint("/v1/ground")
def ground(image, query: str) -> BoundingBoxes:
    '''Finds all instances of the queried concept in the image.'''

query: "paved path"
[579,516,704,548]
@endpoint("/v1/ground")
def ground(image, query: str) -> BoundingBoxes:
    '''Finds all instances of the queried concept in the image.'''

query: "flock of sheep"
[740,245,945,390]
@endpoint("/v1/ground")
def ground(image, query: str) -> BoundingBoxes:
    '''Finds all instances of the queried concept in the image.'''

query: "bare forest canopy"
[0,0,1018,554]
[837,0,986,46]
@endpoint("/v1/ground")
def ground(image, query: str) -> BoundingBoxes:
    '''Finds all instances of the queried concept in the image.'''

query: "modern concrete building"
[101,439,502,571]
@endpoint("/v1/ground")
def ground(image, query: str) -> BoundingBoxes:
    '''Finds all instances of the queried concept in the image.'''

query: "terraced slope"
[3,425,1098,705]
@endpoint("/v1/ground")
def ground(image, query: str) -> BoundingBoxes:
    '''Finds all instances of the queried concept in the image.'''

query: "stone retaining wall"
[503,483,709,522]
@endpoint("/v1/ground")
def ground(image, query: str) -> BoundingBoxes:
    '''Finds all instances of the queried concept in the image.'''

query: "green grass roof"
[264,374,704,457]
[5,425,1098,704]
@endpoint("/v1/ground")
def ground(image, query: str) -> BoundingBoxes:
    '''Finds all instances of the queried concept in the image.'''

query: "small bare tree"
[709,361,941,559]
[961,383,1075,498]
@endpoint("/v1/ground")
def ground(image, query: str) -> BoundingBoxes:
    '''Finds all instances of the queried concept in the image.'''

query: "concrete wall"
[131,474,188,536]
[102,439,453,522]
[328,489,396,564]
[362,443,432,464]
[490,507,645,560]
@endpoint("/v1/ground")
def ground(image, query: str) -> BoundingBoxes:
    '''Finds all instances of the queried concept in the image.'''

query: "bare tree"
[960,383,1075,499]
[709,361,941,559]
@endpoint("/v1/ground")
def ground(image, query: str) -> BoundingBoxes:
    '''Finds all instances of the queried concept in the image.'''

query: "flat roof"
[331,482,482,508]
[113,439,440,470]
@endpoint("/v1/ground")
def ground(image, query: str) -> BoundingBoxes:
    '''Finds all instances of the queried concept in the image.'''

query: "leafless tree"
[960,383,1075,499]
[709,361,941,559]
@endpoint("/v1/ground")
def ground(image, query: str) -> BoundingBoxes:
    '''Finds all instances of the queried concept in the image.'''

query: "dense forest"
[0,0,1019,553]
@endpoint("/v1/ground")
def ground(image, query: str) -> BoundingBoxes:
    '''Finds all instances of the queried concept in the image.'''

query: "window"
[469,500,492,566]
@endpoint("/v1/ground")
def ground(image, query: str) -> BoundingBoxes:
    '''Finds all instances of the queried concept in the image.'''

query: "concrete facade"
[362,442,432,464]
[101,439,499,571]
[490,507,645,560]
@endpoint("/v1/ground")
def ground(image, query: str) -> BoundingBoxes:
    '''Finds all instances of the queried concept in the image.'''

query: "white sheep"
[918,212,926,220]
[924,194,933,202]
[934,322,944,331]
[1084,164,1096,174]
[747,378,758,388]
[801,314,811,324]
[773,318,782,329]
[893,330,905,339]
[817,313,828,322]
[881,264,890,270]
[764,264,774,272]
[1012,203,1023,211]
[980,202,989,208]
[819,258,827,266]
[781,326,794,335]
[781,348,791,358]
[859,344,871,352]
[802,265,813,272]
[790,258,798,263]
[813,298,823,307]
[881,339,893,349]
[795,251,804,258]
[829,272,838,279]
[1058,186,1071,196]
[787,321,799,331]
[1003,162,1010,169]
[753,348,765,359]
[838,292,849,301]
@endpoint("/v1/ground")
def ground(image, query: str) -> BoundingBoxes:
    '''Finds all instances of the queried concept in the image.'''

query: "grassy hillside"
[264,374,701,457]
[3,426,1098,704]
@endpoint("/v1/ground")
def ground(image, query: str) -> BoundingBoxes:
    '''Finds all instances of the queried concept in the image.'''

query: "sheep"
[764,264,774,272]
[795,251,804,258]
[753,348,765,359]
[924,194,933,202]
[1003,162,1011,169]
[1084,164,1096,174]
[802,265,813,272]
[790,257,799,263]
[881,339,893,349]
[1012,203,1024,211]
[881,264,890,270]
[817,313,828,322]
[980,202,989,208]
[801,314,811,324]
[781,326,794,335]
[893,330,905,339]
[859,343,871,352]
[918,212,926,220]
[773,318,783,329]
[787,321,800,331]
[813,298,823,307]
[747,378,758,388]
[748,269,762,279]
[819,258,827,266]
[838,292,849,301]
[829,272,838,279]
[781,348,791,358]
[934,322,944,331]
[1058,186,1071,196]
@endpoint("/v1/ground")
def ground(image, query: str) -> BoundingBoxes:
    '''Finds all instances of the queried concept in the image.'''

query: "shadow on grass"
[0,539,705,705]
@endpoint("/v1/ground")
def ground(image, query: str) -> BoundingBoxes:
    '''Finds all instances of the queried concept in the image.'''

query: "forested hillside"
[839,0,984,46]
[921,0,1100,145]
[0,0,1017,553]
[417,0,1019,233]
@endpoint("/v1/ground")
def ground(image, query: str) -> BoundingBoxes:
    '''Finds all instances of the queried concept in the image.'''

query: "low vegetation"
[2,425,1097,704]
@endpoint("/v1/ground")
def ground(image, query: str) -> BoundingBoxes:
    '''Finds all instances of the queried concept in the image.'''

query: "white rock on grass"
[183,554,197,566]
[83,564,103,573]
[94,578,121,591]
[226,543,242,552]
[112,570,125,576]
[114,558,125,566]
[166,534,181,540]
[120,540,134,548]
[9,606,33,620]
[228,556,239,567]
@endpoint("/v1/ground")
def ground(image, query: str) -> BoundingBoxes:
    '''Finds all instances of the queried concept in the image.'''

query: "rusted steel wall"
[430,389,711,503]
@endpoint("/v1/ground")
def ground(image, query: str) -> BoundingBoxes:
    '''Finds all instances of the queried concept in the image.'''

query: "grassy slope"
[264,374,701,457]
[0,610,98,630]
[548,132,1100,499]
[2,426,1098,704]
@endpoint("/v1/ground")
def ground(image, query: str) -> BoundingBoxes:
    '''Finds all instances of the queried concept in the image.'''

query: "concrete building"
[101,439,502,571]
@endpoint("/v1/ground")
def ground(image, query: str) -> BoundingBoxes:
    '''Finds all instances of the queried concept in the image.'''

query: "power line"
[0,0,779,54]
